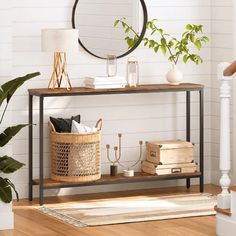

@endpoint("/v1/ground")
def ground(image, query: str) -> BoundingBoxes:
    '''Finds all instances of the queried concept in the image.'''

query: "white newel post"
[217,63,232,209]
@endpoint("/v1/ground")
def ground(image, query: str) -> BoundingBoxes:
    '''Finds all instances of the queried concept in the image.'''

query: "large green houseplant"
[0,72,40,203]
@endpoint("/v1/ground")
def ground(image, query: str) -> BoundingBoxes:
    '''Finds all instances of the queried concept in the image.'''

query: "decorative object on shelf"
[106,144,119,176]
[50,119,102,182]
[142,140,197,175]
[107,55,117,77]
[106,133,143,177]
[115,18,209,85]
[141,161,197,175]
[127,57,139,87]
[146,140,194,164]
[41,28,79,90]
[166,64,183,85]
[83,76,127,89]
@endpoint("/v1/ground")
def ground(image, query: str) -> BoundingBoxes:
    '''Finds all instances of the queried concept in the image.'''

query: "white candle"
[123,170,134,177]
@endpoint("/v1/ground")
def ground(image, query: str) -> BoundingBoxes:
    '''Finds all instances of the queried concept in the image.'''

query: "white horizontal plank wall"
[0,0,12,146]
[0,1,12,78]
[211,0,234,185]
[10,0,212,198]
[0,0,14,230]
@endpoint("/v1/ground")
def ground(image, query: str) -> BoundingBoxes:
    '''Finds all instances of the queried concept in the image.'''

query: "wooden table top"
[28,83,204,97]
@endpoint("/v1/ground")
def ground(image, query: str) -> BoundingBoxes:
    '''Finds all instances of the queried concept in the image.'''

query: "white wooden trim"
[232,0,236,185]
[216,213,236,236]
[0,202,14,230]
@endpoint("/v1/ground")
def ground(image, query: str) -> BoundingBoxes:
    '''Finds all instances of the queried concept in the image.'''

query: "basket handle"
[95,119,102,131]
[49,121,56,132]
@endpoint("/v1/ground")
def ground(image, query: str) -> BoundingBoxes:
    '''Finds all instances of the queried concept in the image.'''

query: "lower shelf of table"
[32,172,202,189]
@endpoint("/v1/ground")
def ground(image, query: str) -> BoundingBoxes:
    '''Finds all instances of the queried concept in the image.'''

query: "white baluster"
[217,62,232,209]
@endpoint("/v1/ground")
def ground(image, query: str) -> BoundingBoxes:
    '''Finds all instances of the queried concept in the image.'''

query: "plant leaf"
[0,156,24,174]
[114,20,119,27]
[158,29,164,35]
[195,40,202,50]
[202,36,209,42]
[190,34,195,43]
[183,54,188,63]
[127,38,134,48]
[186,24,193,30]
[0,177,12,203]
[0,72,40,108]
[168,41,174,47]
[5,179,19,201]
[160,44,167,55]
[161,38,166,45]
[125,27,130,33]
[154,45,159,53]
[151,29,156,35]
[0,124,29,147]
[149,40,155,48]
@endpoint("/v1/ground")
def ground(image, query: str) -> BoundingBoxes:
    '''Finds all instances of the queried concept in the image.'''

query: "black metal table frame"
[28,87,204,205]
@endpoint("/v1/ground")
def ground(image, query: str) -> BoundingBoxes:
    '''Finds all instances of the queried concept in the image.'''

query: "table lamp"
[41,28,79,90]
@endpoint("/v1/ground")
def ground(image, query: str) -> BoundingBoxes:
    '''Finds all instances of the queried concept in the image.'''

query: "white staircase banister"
[217,62,232,209]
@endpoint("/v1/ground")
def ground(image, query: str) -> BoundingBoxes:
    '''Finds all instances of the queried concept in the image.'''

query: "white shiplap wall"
[5,0,212,198]
[0,1,12,78]
[0,1,12,158]
[211,0,233,184]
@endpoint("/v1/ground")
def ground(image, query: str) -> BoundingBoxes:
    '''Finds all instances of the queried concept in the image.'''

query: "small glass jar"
[106,55,117,77]
[127,57,139,87]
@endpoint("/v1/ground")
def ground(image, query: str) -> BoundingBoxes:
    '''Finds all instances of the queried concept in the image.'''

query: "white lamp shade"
[41,28,79,52]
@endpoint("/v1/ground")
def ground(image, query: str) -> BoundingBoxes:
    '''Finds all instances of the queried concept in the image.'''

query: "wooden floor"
[0,184,220,236]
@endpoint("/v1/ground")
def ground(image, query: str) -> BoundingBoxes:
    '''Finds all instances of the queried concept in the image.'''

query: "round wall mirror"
[72,0,148,59]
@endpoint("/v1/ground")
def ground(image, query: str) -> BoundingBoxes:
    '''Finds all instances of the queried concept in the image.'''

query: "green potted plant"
[0,72,40,230]
[114,18,209,85]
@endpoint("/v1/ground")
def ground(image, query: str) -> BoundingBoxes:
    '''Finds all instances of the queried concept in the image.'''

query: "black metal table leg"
[199,89,204,192]
[186,91,191,189]
[39,96,44,205]
[28,94,33,201]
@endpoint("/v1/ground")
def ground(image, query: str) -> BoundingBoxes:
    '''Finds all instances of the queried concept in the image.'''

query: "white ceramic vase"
[0,202,14,230]
[166,64,183,85]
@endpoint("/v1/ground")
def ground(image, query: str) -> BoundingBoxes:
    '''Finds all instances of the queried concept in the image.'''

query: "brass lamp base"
[48,52,72,90]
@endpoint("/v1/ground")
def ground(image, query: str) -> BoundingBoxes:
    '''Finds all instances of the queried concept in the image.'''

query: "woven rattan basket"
[49,119,102,182]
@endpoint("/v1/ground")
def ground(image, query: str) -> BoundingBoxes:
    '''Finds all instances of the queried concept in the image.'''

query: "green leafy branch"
[114,17,140,49]
[114,18,209,65]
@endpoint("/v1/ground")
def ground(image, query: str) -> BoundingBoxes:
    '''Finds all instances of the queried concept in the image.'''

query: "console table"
[28,83,204,205]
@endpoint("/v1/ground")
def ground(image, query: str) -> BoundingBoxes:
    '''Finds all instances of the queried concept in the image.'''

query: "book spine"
[84,84,126,89]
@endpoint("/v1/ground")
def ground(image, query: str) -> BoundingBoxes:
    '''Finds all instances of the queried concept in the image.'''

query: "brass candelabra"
[106,133,143,177]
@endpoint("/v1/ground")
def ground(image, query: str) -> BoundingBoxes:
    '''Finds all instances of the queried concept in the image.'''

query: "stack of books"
[83,76,127,89]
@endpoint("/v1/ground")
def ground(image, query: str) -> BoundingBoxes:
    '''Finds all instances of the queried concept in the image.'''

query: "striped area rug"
[39,193,216,227]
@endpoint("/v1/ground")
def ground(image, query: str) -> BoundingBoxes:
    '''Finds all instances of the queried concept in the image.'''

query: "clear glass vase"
[106,55,117,77]
[127,57,139,87]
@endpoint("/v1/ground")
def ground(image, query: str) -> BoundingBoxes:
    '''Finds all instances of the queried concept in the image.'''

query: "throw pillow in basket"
[50,114,80,133]
[71,120,98,133]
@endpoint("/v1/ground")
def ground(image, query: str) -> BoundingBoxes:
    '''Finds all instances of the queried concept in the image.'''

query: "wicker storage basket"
[49,119,102,182]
